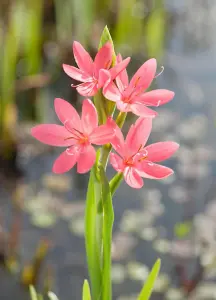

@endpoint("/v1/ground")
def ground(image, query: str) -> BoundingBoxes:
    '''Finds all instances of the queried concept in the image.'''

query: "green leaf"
[48,291,59,300]
[137,259,161,300]
[100,166,114,300]
[82,279,92,300]
[114,0,143,52]
[145,7,166,59]
[174,221,192,239]
[29,286,38,300]
[85,157,102,300]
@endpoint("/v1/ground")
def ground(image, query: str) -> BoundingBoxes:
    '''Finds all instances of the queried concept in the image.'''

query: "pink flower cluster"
[31,41,179,188]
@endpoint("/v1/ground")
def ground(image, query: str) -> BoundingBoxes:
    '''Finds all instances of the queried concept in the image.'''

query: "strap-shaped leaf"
[82,279,92,300]
[85,154,103,300]
[29,286,38,300]
[48,292,59,300]
[137,259,161,300]
[100,166,114,300]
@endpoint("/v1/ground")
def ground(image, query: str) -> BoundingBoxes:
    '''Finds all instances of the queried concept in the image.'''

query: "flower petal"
[139,161,174,179]
[123,167,143,189]
[136,90,175,106]
[31,124,73,146]
[73,41,93,75]
[62,64,90,82]
[103,81,121,102]
[76,82,98,97]
[110,123,125,155]
[94,42,112,76]
[116,100,132,112]
[110,153,124,172]
[109,57,131,80]
[97,69,111,89]
[77,144,96,173]
[52,148,80,174]
[81,99,98,134]
[90,120,115,145]
[115,54,129,92]
[131,103,158,118]
[129,58,157,92]
[145,142,179,162]
[125,117,152,155]
[54,98,81,129]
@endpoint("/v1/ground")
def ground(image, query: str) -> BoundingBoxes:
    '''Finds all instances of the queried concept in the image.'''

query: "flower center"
[64,125,89,145]
[124,145,148,166]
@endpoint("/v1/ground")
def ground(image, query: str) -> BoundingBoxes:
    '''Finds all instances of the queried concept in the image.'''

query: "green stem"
[94,90,107,125]
[109,172,124,196]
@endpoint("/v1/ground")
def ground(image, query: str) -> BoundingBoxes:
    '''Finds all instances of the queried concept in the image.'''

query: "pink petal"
[81,99,98,134]
[94,42,112,76]
[62,64,90,82]
[103,81,121,102]
[115,54,129,92]
[123,167,143,189]
[136,90,175,106]
[97,69,111,89]
[129,58,157,92]
[54,98,81,130]
[125,117,152,155]
[139,161,174,179]
[90,121,115,145]
[145,142,179,162]
[77,144,96,173]
[52,148,80,174]
[110,153,124,172]
[110,124,125,155]
[109,57,131,80]
[76,82,98,97]
[31,124,73,146]
[73,41,93,75]
[116,100,132,112]
[131,103,158,118]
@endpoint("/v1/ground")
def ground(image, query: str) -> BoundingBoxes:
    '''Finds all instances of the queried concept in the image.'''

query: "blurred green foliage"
[0,0,167,163]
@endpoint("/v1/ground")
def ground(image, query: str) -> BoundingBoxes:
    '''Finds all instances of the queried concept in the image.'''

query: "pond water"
[1,1,216,299]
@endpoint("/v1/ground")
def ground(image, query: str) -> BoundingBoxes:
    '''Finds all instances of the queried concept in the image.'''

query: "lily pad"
[112,264,126,284]
[139,227,157,241]
[69,217,85,237]
[30,213,57,228]
[127,261,149,281]
[153,239,171,254]
[154,273,170,293]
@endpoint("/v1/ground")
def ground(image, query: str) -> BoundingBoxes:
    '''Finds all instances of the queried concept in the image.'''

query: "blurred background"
[1,0,216,299]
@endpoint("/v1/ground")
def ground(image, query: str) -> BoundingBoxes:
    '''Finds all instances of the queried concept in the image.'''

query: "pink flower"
[31,98,115,174]
[110,117,179,189]
[63,42,130,97]
[103,54,175,118]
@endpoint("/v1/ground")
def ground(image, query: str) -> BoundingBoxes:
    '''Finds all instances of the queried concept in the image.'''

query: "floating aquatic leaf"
[42,173,71,192]
[112,264,126,284]
[30,213,57,228]
[153,239,171,254]
[127,261,149,281]
[112,232,138,260]
[119,210,154,233]
[174,221,192,239]
[154,273,170,293]
[139,227,157,241]
[165,288,185,300]
[69,217,85,237]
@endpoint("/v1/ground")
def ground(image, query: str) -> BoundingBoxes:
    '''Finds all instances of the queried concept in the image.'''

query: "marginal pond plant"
[30,26,179,300]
